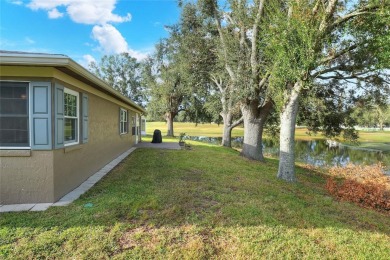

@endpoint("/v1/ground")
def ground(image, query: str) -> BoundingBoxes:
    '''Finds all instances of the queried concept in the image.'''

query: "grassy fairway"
[353,131,390,152]
[146,121,244,137]
[1,141,389,259]
[147,122,390,151]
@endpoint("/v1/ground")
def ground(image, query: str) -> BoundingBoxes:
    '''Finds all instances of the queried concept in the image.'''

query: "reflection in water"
[184,136,390,175]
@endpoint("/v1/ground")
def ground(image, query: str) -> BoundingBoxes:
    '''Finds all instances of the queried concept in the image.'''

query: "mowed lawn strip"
[147,122,390,151]
[1,141,389,259]
[146,121,244,137]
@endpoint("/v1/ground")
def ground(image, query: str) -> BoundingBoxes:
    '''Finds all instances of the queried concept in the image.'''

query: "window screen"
[0,81,29,147]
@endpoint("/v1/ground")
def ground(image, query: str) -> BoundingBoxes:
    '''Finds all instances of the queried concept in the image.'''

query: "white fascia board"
[0,53,70,66]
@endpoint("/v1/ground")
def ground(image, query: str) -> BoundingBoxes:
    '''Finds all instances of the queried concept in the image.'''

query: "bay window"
[0,81,87,150]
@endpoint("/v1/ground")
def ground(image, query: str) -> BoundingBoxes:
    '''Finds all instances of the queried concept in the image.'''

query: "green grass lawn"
[1,141,389,259]
[147,122,390,151]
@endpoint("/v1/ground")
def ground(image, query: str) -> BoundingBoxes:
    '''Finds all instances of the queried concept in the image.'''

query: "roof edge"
[0,51,146,113]
[66,59,145,113]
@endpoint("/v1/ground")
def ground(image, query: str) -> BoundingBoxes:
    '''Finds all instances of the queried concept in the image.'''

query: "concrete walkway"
[0,147,137,213]
[135,141,181,150]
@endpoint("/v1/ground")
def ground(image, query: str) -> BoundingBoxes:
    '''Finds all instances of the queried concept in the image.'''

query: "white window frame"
[0,80,31,150]
[64,88,80,146]
[141,117,146,136]
[120,108,128,135]
[131,116,136,135]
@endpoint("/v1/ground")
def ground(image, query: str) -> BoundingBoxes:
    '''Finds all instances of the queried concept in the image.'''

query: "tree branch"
[312,64,380,79]
[311,0,322,16]
[311,64,351,78]
[251,0,265,76]
[329,4,381,30]
[319,0,338,34]
[320,44,358,64]
[210,74,224,94]
[259,99,274,118]
[317,72,376,81]
[214,12,236,81]
[224,12,236,26]
[230,116,243,129]
[258,72,270,89]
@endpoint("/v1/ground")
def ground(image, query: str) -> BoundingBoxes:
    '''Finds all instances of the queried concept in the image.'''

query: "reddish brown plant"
[325,163,390,214]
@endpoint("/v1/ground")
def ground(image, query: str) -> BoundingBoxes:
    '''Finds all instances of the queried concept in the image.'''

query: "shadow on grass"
[1,144,389,236]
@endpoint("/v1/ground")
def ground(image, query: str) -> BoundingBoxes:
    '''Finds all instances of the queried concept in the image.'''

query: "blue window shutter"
[82,93,89,143]
[54,83,64,149]
[30,82,52,150]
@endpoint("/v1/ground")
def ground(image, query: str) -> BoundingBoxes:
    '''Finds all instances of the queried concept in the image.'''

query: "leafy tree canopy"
[89,53,146,106]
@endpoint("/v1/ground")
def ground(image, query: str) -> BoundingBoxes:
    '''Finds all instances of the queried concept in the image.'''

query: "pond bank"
[184,136,390,175]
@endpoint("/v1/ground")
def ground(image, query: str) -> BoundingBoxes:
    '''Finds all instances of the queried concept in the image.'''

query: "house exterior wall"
[129,110,139,144]
[52,91,135,201]
[0,65,143,204]
[0,151,55,204]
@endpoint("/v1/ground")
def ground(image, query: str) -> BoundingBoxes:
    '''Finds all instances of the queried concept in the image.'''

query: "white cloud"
[9,0,23,5]
[25,0,146,61]
[27,0,130,25]
[27,0,65,10]
[78,54,96,69]
[92,24,128,54]
[91,24,147,61]
[66,2,131,25]
[83,54,96,64]
[48,8,64,19]
[127,49,148,61]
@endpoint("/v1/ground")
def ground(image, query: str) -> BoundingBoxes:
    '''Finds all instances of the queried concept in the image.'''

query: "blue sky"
[0,0,180,67]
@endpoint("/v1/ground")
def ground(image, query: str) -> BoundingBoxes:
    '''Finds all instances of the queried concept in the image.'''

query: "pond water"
[184,136,390,175]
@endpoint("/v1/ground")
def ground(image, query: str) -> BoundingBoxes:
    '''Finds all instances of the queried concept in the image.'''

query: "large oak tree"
[265,0,390,181]
[199,0,273,160]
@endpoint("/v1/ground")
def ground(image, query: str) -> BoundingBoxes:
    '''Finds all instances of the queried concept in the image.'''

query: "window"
[120,109,128,134]
[0,81,29,148]
[64,88,79,146]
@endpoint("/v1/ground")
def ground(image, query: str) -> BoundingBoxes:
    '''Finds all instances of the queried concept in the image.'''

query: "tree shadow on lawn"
[1,145,389,237]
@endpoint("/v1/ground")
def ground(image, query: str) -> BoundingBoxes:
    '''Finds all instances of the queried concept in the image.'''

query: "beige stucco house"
[0,51,145,204]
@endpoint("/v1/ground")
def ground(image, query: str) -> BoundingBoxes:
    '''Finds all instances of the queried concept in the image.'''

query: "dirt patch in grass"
[181,168,204,183]
[119,227,144,250]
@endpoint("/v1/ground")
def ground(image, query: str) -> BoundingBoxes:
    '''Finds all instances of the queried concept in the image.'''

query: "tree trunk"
[240,100,272,161]
[221,112,233,147]
[277,82,301,182]
[165,112,175,137]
